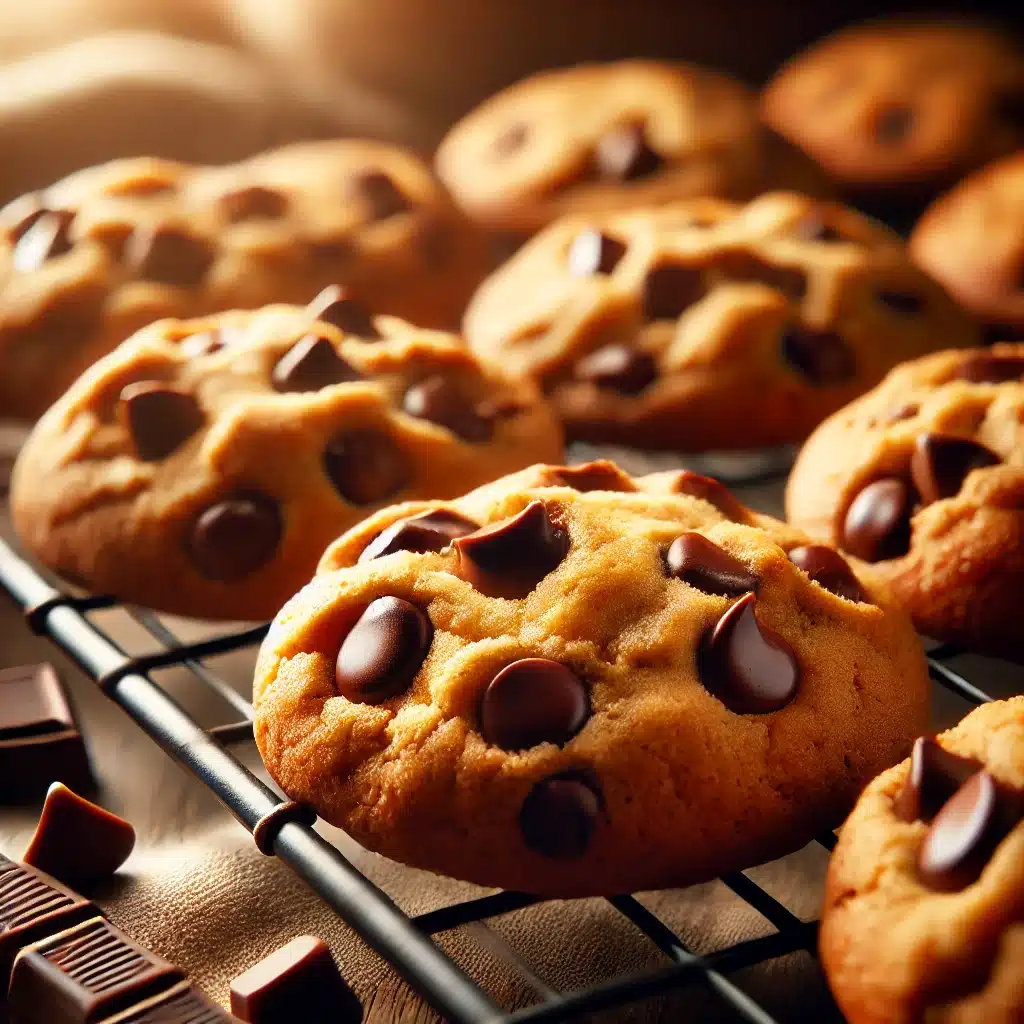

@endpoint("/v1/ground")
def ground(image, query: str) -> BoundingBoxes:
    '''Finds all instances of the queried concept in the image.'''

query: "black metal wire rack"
[0,526,1007,1024]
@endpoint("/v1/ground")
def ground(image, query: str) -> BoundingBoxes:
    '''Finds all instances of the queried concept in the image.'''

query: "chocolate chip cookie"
[787,344,1024,660]
[435,60,830,236]
[0,140,488,421]
[910,152,1024,336]
[253,459,928,897]
[821,697,1024,1024]
[464,191,979,451]
[9,295,561,620]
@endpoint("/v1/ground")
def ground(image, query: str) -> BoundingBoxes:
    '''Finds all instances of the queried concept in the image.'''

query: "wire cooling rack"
[0,522,1007,1023]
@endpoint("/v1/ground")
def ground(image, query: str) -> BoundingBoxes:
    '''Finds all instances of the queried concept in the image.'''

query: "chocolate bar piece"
[0,663,92,802]
[96,981,240,1022]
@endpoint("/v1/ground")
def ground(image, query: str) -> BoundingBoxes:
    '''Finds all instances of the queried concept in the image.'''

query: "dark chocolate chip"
[788,545,865,602]
[520,772,601,859]
[875,105,914,145]
[842,478,913,562]
[668,472,748,521]
[895,736,981,823]
[793,214,844,243]
[358,509,479,562]
[910,433,1000,506]
[12,211,75,272]
[567,229,627,277]
[716,251,807,299]
[492,122,530,158]
[877,290,924,315]
[271,335,360,392]
[454,501,569,598]
[218,185,288,223]
[352,170,411,220]
[5,194,47,242]
[594,122,663,181]
[402,376,493,442]
[781,327,856,385]
[335,597,432,703]
[323,429,411,505]
[480,659,589,751]
[307,285,380,339]
[665,533,758,597]
[188,492,282,581]
[958,354,1024,384]
[699,593,799,714]
[547,461,634,492]
[574,345,657,394]
[118,381,204,461]
[642,264,704,320]
[127,226,215,287]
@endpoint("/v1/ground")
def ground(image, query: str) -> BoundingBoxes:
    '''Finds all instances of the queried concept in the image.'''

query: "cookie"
[786,344,1024,660]
[762,19,1024,206]
[0,140,488,420]
[820,697,1024,1024]
[435,60,830,236]
[9,296,562,621]
[463,191,980,451]
[910,152,1024,337]
[252,459,928,897]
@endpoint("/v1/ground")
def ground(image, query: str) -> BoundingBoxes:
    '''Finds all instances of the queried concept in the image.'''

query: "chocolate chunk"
[5,193,47,242]
[0,663,92,803]
[594,122,663,180]
[716,251,807,299]
[110,982,237,1023]
[127,226,215,287]
[958,354,1024,383]
[218,185,288,223]
[668,471,748,521]
[877,290,924,315]
[402,376,493,442]
[574,345,657,394]
[480,659,589,751]
[547,461,634,492]
[323,429,411,505]
[335,597,432,703]
[842,478,912,562]
[699,593,799,714]
[271,335,360,393]
[519,772,601,859]
[358,509,478,562]
[788,545,865,602]
[118,382,204,461]
[567,229,627,277]
[665,533,758,597]
[352,170,410,220]
[781,328,856,385]
[793,214,844,243]
[188,492,282,581]
[22,783,135,886]
[492,122,530,158]
[910,433,1000,506]
[454,501,569,598]
[875,105,914,144]
[13,210,75,272]
[642,264,704,320]
[307,285,380,339]
[894,736,981,822]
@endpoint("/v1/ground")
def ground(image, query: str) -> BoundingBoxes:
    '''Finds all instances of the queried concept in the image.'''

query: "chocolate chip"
[594,122,663,181]
[875,105,914,145]
[716,252,807,299]
[323,429,411,505]
[335,597,432,703]
[352,171,410,220]
[668,472,748,521]
[272,335,360,393]
[12,211,74,272]
[842,478,913,562]
[793,214,844,243]
[403,376,493,442]
[877,290,924,315]
[492,122,530,158]
[520,772,601,859]
[189,492,282,581]
[118,382,204,461]
[642,264,704,321]
[910,433,1000,506]
[788,545,865,602]
[895,736,981,823]
[547,462,634,492]
[307,286,380,339]
[567,230,627,277]
[574,345,657,394]
[957,354,1024,384]
[480,659,589,751]
[218,185,288,223]
[781,328,856,385]
[358,509,479,562]
[127,226,214,287]
[454,501,569,598]
[699,593,799,714]
[6,194,47,242]
[665,533,758,597]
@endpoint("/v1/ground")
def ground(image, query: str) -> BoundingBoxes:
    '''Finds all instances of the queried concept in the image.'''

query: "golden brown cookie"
[820,697,1024,1024]
[10,296,561,620]
[464,192,979,451]
[435,60,830,236]
[0,140,488,420]
[253,459,928,897]
[786,344,1024,660]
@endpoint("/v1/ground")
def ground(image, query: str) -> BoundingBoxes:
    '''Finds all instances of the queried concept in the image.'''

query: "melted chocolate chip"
[594,122,663,181]
[520,772,601,859]
[218,185,288,223]
[574,345,657,394]
[352,171,410,220]
[128,226,215,287]
[307,286,380,339]
[895,737,981,823]
[13,211,75,272]
[402,376,493,442]
[323,429,411,505]
[567,229,627,277]
[668,472,748,521]
[788,545,865,602]
[699,593,799,714]
[910,433,1000,506]
[358,509,479,562]
[875,105,915,145]
[665,533,758,597]
[119,382,204,461]
[492,122,530,158]
[958,354,1024,384]
[188,492,282,581]
[547,462,634,492]
[335,597,432,703]
[782,328,856,385]
[877,290,924,315]
[716,252,807,299]
[454,501,569,598]
[642,264,705,321]
[842,478,913,563]
[272,335,360,392]
[480,659,589,751]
